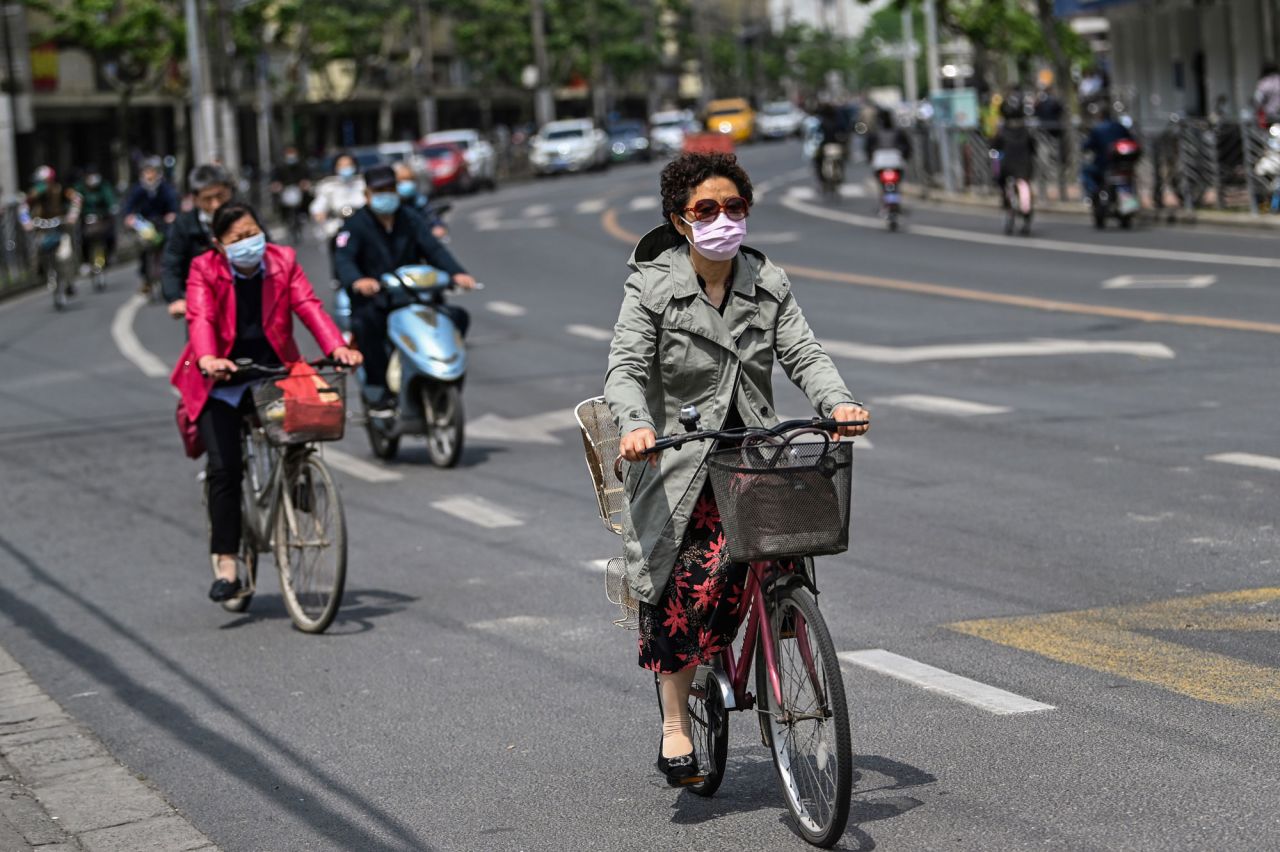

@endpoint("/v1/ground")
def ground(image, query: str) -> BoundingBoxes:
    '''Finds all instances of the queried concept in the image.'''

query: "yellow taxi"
[705,98,755,144]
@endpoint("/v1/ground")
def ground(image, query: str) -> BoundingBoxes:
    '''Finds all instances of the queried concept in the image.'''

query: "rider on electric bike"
[332,165,476,415]
[123,156,179,297]
[73,166,117,277]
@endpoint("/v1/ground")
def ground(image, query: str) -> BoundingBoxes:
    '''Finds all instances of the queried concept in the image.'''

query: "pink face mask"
[681,211,747,261]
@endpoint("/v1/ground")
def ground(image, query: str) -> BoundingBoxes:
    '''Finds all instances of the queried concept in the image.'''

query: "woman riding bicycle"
[604,151,870,785]
[170,202,361,602]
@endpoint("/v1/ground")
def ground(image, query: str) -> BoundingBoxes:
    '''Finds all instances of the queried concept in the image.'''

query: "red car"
[418,142,472,194]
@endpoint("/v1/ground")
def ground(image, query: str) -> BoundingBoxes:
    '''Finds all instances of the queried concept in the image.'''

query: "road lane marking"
[468,408,577,445]
[1103,274,1217,289]
[523,204,552,217]
[566,323,614,342]
[628,196,659,211]
[822,338,1174,362]
[786,186,817,200]
[950,589,1280,713]
[1206,452,1280,473]
[470,615,551,631]
[430,495,523,528]
[839,649,1055,715]
[746,231,801,244]
[839,184,868,198]
[322,448,404,483]
[782,192,1280,269]
[576,199,608,214]
[486,300,527,317]
[111,293,169,377]
[874,394,1010,416]
[599,209,1280,336]
[475,216,556,231]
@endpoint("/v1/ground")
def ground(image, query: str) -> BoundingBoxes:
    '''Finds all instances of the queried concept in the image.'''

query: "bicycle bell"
[679,404,701,433]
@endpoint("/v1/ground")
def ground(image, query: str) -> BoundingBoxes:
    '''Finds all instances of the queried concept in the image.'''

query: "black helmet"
[1000,95,1024,120]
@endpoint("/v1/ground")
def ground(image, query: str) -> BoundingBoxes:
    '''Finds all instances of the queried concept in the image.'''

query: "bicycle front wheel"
[275,452,346,633]
[756,584,852,848]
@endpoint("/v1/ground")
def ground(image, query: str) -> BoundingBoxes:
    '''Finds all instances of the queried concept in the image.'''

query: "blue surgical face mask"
[224,232,266,269]
[369,192,401,215]
[396,179,418,199]
[338,165,357,180]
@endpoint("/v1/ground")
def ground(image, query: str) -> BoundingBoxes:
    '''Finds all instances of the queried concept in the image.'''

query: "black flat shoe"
[656,751,702,786]
[208,578,242,602]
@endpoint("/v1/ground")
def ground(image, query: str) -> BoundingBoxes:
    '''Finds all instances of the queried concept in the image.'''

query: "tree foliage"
[30,0,185,93]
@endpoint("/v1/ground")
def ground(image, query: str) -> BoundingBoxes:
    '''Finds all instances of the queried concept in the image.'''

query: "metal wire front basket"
[707,436,853,563]
[252,369,347,446]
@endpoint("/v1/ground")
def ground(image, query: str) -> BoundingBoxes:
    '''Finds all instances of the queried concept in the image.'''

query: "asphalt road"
[2,141,1278,851]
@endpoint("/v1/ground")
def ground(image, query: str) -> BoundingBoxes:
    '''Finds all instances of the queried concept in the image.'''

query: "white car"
[649,109,698,155]
[423,129,497,189]
[756,101,807,140]
[529,119,610,175]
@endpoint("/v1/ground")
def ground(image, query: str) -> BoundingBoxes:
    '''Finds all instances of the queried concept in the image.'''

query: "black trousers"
[198,396,249,554]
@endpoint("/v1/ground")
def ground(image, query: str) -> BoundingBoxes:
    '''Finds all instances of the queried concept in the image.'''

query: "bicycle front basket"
[706,438,853,562]
[252,369,347,446]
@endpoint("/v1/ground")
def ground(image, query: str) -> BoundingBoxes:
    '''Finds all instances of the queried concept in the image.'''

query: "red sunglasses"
[682,195,750,223]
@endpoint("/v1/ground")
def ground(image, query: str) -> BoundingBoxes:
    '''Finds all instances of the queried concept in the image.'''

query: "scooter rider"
[334,165,477,414]
[123,156,179,295]
[1081,106,1133,197]
[309,152,366,240]
[161,164,236,319]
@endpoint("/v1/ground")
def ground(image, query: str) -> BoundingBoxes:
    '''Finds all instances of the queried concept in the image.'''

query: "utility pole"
[213,0,240,175]
[184,0,217,165]
[0,3,20,201]
[923,0,941,96]
[530,0,554,126]
[587,0,606,123]
[255,45,272,208]
[901,6,918,104]
[414,0,437,137]
[695,2,713,111]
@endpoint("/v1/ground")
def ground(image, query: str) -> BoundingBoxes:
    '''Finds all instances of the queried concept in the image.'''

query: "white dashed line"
[322,448,404,483]
[475,217,556,231]
[111,293,169,377]
[840,649,1055,715]
[566,323,614,342]
[1206,452,1280,473]
[468,408,576,445]
[470,615,552,631]
[628,196,659,211]
[431,495,524,528]
[486,300,527,317]
[523,204,553,217]
[822,338,1174,363]
[1102,274,1216,289]
[874,394,1010,417]
[576,199,608,214]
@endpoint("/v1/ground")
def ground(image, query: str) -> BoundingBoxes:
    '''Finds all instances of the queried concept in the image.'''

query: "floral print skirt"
[638,485,749,674]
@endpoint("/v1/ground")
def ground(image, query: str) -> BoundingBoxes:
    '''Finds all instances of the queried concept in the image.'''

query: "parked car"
[418,142,472,194]
[607,120,652,163]
[423,129,497,189]
[333,142,424,176]
[529,119,610,175]
[705,98,755,144]
[756,101,807,140]
[649,109,699,156]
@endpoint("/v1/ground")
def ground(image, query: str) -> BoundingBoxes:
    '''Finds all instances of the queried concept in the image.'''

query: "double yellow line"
[601,209,1280,336]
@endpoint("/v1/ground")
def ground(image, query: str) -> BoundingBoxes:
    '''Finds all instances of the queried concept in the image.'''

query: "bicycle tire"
[275,453,346,633]
[363,398,400,460]
[755,584,852,848]
[686,668,729,797]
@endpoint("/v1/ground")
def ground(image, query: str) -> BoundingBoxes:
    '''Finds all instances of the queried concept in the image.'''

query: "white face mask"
[680,212,747,262]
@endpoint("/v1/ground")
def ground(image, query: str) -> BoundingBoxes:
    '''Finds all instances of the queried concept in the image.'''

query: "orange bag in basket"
[275,363,343,438]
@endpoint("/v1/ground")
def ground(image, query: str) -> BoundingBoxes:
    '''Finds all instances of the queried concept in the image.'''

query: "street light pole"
[0,3,20,201]
[901,5,918,104]
[530,0,554,126]
[184,0,217,165]
[414,0,437,137]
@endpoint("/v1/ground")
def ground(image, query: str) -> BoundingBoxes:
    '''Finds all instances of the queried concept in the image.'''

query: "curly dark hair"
[659,151,753,236]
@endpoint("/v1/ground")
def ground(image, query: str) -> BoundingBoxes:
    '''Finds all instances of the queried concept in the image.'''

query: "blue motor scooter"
[333,264,475,467]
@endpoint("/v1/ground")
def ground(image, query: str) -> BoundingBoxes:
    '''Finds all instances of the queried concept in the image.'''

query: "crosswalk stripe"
[1206,452,1280,473]
[322,448,404,483]
[430,495,524,528]
[486,300,527,317]
[840,649,1055,715]
[874,394,1010,416]
[576,199,608,214]
[566,323,614,342]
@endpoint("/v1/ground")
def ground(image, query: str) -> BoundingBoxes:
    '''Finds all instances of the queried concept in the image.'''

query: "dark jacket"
[993,123,1036,181]
[161,209,215,304]
[1083,120,1133,170]
[333,206,466,305]
[123,182,179,222]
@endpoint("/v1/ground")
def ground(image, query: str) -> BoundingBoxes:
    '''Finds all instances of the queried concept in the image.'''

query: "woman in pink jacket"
[171,202,361,602]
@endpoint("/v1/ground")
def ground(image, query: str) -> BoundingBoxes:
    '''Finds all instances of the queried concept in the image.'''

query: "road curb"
[0,644,219,851]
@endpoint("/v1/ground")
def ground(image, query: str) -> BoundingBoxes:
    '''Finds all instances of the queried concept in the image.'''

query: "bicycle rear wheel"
[756,584,852,848]
[274,452,346,633]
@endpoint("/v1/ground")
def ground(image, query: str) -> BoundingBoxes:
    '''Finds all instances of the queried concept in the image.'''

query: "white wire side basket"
[575,396,637,629]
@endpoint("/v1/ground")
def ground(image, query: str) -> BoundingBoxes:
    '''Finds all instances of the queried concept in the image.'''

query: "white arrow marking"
[431,495,524,528]
[874,394,1010,416]
[576,198,608,214]
[468,407,578,445]
[486,300,527,317]
[628,196,659,211]
[1206,452,1280,473]
[821,338,1175,363]
[566,323,614,342]
[1103,274,1217,289]
[111,294,169,378]
[323,448,404,483]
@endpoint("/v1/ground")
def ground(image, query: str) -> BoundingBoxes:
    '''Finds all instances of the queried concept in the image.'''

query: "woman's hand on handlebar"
[830,403,871,438]
[198,355,237,381]
[620,427,659,465]
[331,345,363,367]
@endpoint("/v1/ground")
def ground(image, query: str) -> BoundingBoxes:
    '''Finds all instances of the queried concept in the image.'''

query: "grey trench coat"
[605,227,858,605]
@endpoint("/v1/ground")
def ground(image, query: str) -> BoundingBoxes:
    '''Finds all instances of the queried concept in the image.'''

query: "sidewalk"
[905,184,1280,232]
[0,645,218,851]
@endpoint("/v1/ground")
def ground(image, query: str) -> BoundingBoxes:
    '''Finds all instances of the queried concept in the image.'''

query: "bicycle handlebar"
[644,417,870,454]
[201,357,347,379]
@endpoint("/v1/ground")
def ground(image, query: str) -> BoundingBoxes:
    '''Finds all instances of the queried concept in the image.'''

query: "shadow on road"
[0,534,434,852]
[219,588,418,635]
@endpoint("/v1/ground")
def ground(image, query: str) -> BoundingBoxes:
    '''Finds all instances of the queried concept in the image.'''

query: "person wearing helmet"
[991,93,1036,233]
[1081,105,1133,197]
[161,163,237,318]
[123,157,180,295]
[18,166,83,295]
[73,166,118,272]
